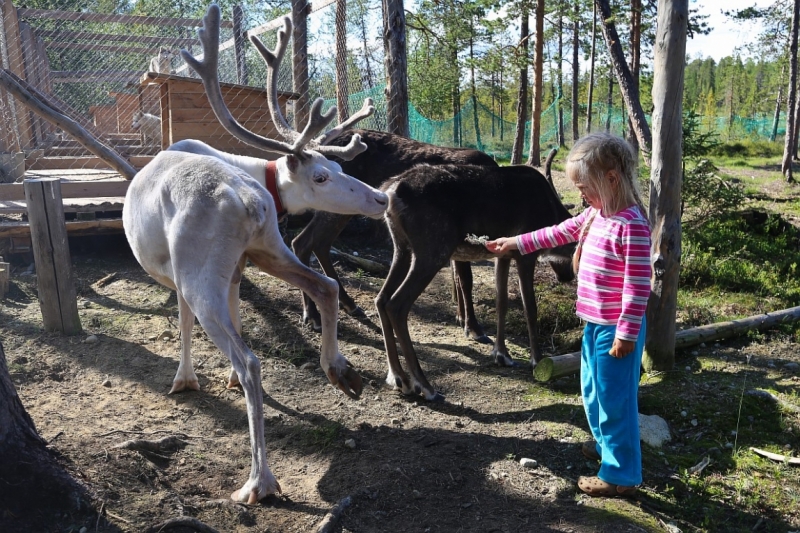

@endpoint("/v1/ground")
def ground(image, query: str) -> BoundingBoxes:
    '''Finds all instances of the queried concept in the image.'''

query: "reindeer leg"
[491,256,519,367]
[291,212,355,331]
[170,290,201,393]
[375,244,413,395]
[385,257,445,402]
[226,255,248,389]
[516,256,543,369]
[248,248,363,399]
[191,298,280,502]
[452,260,491,344]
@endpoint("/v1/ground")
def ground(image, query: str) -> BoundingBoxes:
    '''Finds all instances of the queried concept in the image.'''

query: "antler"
[182,4,374,160]
[181,4,295,155]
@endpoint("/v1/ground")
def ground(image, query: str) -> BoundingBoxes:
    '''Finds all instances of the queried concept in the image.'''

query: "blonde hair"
[566,132,648,273]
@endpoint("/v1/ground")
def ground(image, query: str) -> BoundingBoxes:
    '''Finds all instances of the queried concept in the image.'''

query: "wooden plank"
[51,70,143,84]
[0,217,124,238]
[17,8,233,28]
[169,107,275,125]
[0,181,129,201]
[37,30,200,46]
[0,197,125,214]
[24,178,82,334]
[25,155,152,170]
[141,72,299,100]
[167,89,276,110]
[45,41,159,54]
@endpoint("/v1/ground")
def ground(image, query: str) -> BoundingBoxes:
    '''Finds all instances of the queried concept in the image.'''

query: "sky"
[684,0,773,61]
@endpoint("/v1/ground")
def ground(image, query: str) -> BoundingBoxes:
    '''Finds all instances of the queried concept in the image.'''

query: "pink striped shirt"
[516,206,651,341]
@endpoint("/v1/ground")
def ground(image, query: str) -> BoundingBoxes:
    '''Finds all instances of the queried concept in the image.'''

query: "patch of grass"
[681,215,800,306]
[299,421,343,450]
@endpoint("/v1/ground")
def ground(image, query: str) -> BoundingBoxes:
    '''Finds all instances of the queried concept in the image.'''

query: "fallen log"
[533,305,800,382]
[329,247,389,275]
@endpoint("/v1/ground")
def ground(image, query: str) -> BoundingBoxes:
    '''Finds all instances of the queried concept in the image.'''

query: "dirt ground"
[1,169,798,532]
[0,220,673,533]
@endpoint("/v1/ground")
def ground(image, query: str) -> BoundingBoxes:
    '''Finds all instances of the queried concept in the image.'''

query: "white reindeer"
[148,46,175,74]
[122,5,386,504]
[131,110,161,146]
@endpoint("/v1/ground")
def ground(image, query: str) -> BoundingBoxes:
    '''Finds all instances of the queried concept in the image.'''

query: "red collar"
[265,160,287,221]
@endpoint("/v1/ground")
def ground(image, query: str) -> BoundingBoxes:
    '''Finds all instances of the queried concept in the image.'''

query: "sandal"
[577,476,637,498]
[581,440,601,461]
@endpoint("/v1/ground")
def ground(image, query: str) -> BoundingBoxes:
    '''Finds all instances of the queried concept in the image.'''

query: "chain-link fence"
[0,0,396,184]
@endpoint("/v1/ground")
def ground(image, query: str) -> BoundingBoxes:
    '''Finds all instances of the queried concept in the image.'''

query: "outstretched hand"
[485,237,518,254]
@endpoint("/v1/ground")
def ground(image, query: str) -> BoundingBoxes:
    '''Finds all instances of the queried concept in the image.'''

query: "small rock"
[691,419,698,427]
[344,438,356,449]
[79,527,88,533]
[148,334,158,341]
[391,418,401,425]
[784,444,793,450]
[691,351,698,356]
[680,410,688,417]
[725,442,734,449]
[784,362,799,373]
[299,362,316,371]
[102,379,112,387]
[84,335,99,344]
[639,413,671,448]
[215,429,225,436]
[412,489,423,499]
[519,458,538,468]
[158,330,175,341]
[685,366,692,372]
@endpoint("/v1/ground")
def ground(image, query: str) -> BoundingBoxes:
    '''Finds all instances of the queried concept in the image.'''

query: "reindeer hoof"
[427,391,446,403]
[328,365,363,399]
[467,331,492,345]
[168,378,200,394]
[346,305,366,318]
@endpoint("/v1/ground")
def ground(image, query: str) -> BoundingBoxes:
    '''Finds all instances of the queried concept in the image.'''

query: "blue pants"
[581,318,646,487]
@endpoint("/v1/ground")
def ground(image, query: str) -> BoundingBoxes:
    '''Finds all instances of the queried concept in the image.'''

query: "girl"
[486,132,651,497]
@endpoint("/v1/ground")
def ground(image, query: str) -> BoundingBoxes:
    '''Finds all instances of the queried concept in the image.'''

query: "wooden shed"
[141,72,299,157]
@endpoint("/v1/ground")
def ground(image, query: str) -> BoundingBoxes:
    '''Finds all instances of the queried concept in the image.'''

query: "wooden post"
[334,0,349,123]
[23,178,82,335]
[1,0,34,150]
[232,4,248,86]
[291,0,310,129]
[382,0,408,136]
[0,255,9,298]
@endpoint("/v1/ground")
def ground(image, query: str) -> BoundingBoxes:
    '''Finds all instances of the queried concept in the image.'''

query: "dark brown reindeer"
[375,164,575,401]
[291,130,499,342]
[124,6,385,503]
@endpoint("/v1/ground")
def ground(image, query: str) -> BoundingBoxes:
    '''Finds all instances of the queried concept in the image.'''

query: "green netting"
[326,84,786,160]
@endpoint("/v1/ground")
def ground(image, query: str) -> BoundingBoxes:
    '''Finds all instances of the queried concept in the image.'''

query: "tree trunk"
[511,10,529,165]
[587,2,597,133]
[359,12,375,88]
[627,0,641,153]
[771,62,785,142]
[527,0,545,166]
[782,0,798,182]
[0,343,92,530]
[606,71,613,132]
[469,32,482,149]
[644,0,687,372]
[335,0,350,123]
[292,0,311,128]
[571,0,580,141]
[557,5,565,147]
[595,0,652,155]
[382,0,409,137]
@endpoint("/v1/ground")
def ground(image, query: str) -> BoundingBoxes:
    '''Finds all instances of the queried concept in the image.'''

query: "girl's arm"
[486,208,590,255]
[615,214,652,342]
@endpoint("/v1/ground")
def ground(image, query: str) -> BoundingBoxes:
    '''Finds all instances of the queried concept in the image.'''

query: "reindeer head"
[180,4,379,212]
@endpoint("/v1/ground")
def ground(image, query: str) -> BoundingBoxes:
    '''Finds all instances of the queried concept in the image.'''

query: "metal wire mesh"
[0,0,388,182]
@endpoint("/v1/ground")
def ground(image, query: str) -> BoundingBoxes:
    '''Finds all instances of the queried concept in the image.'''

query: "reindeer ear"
[285,154,300,173]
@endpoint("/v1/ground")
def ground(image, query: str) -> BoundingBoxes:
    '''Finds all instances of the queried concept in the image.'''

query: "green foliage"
[681,216,800,305]
[681,111,747,227]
